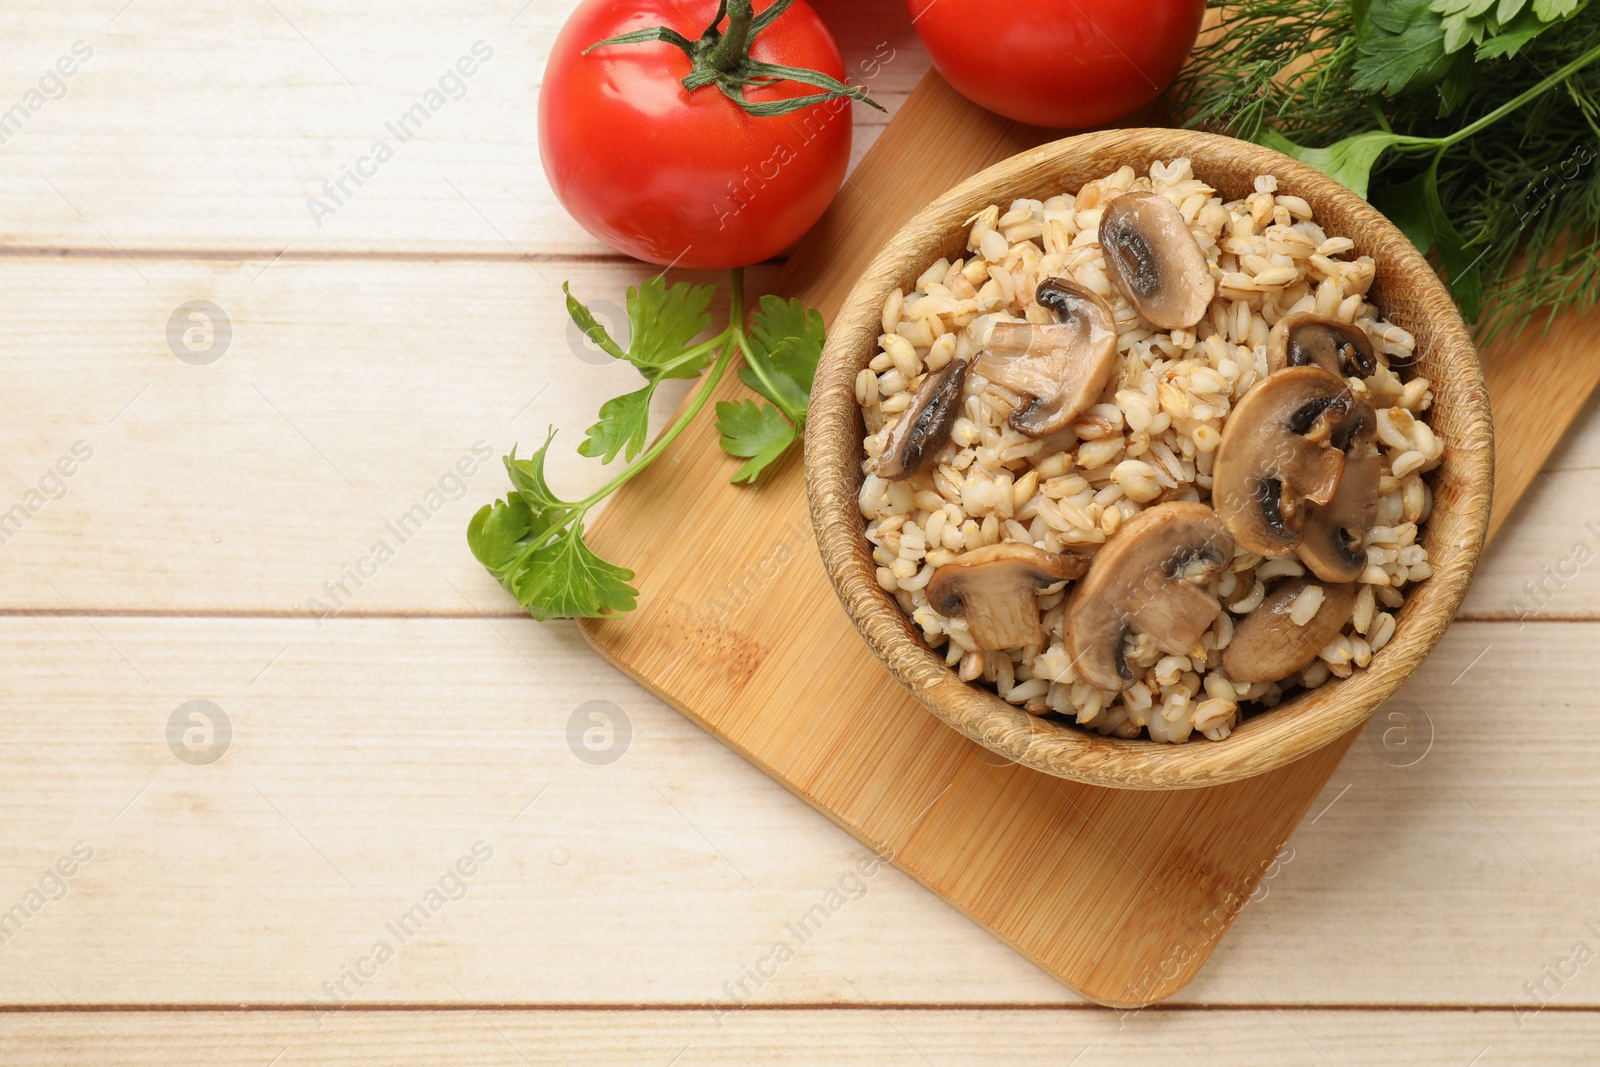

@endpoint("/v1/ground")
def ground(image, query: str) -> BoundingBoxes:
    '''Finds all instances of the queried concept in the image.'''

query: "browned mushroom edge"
[1211,366,1376,558]
[1063,501,1235,691]
[875,358,968,481]
[974,277,1119,438]
[1267,312,1379,378]
[926,542,1091,651]
[1097,190,1216,331]
[1223,578,1358,683]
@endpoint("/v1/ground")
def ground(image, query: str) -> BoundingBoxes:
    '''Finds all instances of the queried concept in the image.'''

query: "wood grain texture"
[1461,390,1600,618]
[1478,313,1600,541]
[0,255,772,615]
[806,126,1491,789]
[0,616,1596,1007]
[4,1008,1596,1066]
[0,0,924,257]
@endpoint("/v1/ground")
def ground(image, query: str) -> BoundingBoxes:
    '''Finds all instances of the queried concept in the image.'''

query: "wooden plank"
[0,256,774,616]
[0,614,1071,1007]
[0,1008,1595,1065]
[0,0,926,256]
[0,252,1597,617]
[1461,390,1600,619]
[1480,316,1600,542]
[5,619,1585,1006]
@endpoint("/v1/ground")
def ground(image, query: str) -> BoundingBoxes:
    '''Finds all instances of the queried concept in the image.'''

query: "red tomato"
[540,0,854,269]
[904,0,1205,128]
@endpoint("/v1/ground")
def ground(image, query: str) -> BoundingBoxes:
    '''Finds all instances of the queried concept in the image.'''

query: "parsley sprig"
[717,292,824,482]
[468,268,823,620]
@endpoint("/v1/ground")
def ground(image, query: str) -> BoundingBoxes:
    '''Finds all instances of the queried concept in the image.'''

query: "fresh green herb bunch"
[1171,0,1600,341]
[467,269,824,620]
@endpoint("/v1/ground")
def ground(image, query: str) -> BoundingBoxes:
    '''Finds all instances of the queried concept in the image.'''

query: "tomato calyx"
[582,0,883,117]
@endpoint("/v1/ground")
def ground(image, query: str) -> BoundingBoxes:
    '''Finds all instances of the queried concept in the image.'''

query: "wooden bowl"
[805,128,1493,790]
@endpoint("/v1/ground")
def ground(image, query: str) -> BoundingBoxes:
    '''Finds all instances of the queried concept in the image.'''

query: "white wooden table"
[1,2,1597,1062]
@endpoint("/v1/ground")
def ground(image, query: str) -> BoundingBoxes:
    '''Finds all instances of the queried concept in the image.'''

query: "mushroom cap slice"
[876,358,968,481]
[1299,447,1381,583]
[1267,312,1379,377]
[1097,191,1216,331]
[927,542,1091,651]
[1222,578,1358,683]
[1064,501,1234,691]
[1212,366,1374,558]
[974,278,1119,438]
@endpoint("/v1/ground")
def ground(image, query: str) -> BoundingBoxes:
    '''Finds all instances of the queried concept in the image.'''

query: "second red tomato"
[905,0,1205,128]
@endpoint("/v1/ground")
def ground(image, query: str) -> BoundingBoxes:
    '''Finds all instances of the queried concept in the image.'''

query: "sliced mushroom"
[1211,366,1375,558]
[1064,502,1234,691]
[1098,191,1216,330]
[1299,447,1381,584]
[1267,312,1378,377]
[974,278,1118,438]
[1223,578,1357,683]
[876,358,968,480]
[927,542,1090,651]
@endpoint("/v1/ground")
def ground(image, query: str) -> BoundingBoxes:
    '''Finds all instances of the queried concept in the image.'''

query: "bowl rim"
[804,127,1494,790]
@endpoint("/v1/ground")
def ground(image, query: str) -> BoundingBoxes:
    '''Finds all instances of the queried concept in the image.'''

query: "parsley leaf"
[1476,17,1548,58]
[1416,158,1486,320]
[1431,0,1500,16]
[715,295,824,483]
[1354,0,1456,94]
[739,295,825,420]
[578,385,654,465]
[503,433,578,528]
[1438,10,1484,51]
[715,398,797,484]
[622,275,717,378]
[467,495,541,580]
[1428,0,1581,61]
[562,283,626,362]
[470,434,638,620]
[1533,0,1584,17]
[569,276,718,463]
[1269,0,1595,207]
[504,524,638,621]
[1356,4,1455,92]
[1371,169,1438,254]
[1261,127,1423,199]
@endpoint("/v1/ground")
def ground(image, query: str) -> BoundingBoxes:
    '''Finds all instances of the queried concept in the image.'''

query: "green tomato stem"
[705,0,754,74]
[582,0,878,116]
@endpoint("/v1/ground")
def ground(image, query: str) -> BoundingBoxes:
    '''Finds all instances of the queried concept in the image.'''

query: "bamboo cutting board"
[579,71,1600,1006]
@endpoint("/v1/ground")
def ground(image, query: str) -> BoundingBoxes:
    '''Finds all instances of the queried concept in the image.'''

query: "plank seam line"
[0,1003,1585,1014]
[0,609,1586,623]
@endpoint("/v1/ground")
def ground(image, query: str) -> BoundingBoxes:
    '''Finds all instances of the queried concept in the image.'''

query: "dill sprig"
[1171,0,1600,343]
[1173,2,1369,145]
